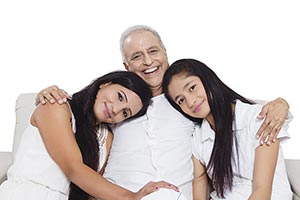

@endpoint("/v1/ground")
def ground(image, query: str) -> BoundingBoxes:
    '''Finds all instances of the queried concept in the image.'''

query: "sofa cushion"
[12,93,36,161]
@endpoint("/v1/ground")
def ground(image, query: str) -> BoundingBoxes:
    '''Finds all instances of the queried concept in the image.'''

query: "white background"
[0,0,299,159]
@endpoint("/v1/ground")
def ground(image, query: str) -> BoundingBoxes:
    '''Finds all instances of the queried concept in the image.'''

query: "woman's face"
[94,83,143,124]
[168,74,211,119]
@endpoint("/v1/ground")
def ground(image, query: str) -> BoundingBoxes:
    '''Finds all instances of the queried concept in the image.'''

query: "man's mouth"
[143,67,159,74]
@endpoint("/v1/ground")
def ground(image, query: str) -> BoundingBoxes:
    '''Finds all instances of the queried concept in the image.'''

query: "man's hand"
[256,98,289,145]
[35,85,70,105]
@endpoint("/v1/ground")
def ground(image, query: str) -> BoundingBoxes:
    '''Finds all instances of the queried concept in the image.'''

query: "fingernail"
[273,139,276,142]
[63,98,67,102]
[58,99,63,104]
[260,141,264,145]
[50,99,55,103]
[256,135,259,139]
[267,141,271,145]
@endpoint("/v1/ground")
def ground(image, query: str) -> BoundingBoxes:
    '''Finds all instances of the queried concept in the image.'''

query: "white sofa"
[0,93,299,199]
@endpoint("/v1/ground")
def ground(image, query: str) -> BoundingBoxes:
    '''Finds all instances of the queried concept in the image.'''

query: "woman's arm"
[31,103,176,200]
[192,155,208,200]
[248,140,280,200]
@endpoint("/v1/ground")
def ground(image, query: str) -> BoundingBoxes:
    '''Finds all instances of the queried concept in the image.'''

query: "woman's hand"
[133,181,179,200]
[256,98,289,145]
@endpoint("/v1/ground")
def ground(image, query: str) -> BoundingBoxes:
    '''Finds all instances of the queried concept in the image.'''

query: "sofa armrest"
[0,152,12,184]
[285,159,300,200]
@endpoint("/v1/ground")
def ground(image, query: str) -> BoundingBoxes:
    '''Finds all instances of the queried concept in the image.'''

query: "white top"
[103,94,196,200]
[192,100,293,200]
[0,108,108,200]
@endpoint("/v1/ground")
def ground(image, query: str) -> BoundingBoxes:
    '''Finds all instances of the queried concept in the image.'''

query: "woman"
[0,71,178,200]
[162,59,292,199]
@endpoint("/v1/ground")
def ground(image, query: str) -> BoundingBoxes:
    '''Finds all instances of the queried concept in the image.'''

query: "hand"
[35,85,70,105]
[133,181,179,200]
[256,98,289,145]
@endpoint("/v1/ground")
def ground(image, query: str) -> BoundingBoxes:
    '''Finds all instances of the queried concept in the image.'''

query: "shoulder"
[235,100,262,129]
[31,103,72,126]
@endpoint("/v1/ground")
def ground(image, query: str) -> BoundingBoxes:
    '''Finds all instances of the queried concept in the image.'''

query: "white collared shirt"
[192,100,293,200]
[103,94,195,199]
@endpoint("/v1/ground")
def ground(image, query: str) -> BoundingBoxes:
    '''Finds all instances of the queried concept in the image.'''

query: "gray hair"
[120,25,166,63]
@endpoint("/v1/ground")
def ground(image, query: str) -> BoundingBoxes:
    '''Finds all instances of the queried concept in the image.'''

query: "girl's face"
[168,74,211,119]
[94,83,143,124]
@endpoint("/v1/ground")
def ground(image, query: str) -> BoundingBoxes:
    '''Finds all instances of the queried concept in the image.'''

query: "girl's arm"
[248,140,280,200]
[192,155,208,200]
[31,103,176,200]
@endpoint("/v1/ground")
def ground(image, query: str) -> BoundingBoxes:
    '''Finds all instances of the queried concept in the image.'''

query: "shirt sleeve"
[191,125,208,166]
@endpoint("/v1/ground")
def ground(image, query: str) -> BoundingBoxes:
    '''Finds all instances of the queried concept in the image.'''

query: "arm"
[255,98,289,145]
[31,103,177,200]
[192,155,208,200]
[248,140,280,200]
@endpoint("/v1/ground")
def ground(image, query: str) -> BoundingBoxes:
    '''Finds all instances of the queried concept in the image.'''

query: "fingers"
[141,181,179,196]
[154,181,179,192]
[257,117,284,146]
[35,85,69,105]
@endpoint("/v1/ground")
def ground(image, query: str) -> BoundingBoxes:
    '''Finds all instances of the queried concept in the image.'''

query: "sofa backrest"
[12,93,36,161]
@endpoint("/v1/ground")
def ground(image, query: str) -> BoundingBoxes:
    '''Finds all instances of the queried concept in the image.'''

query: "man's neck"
[151,86,163,97]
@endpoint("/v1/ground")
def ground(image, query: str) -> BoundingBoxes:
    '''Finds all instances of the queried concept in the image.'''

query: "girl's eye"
[178,98,184,105]
[118,92,123,101]
[123,110,128,118]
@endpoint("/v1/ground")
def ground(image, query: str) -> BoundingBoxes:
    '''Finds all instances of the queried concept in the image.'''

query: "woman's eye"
[189,84,196,92]
[118,92,123,101]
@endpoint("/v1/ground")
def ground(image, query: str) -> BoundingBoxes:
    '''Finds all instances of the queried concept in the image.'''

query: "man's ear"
[123,62,129,71]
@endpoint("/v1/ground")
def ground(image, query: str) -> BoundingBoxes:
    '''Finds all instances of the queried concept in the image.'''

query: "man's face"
[123,30,169,95]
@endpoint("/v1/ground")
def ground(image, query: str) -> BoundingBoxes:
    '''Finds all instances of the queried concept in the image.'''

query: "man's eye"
[118,92,123,101]
[149,49,158,54]
[132,55,141,60]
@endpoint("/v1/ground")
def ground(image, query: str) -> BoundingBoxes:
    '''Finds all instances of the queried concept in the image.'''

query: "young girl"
[162,59,292,200]
[0,71,178,200]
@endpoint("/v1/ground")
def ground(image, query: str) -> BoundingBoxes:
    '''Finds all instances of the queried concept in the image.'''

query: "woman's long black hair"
[68,71,152,200]
[162,59,254,198]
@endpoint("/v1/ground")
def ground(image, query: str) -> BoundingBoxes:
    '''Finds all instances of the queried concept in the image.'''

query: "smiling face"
[94,83,143,124]
[168,74,212,121]
[122,30,169,96]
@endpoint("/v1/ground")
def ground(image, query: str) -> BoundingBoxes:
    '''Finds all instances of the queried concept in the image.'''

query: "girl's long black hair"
[163,59,254,198]
[68,71,152,200]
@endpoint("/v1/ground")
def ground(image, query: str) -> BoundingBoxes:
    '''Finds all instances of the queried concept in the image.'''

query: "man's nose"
[143,53,153,66]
